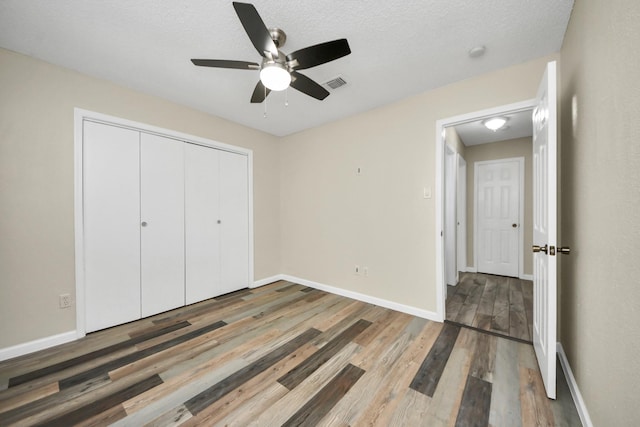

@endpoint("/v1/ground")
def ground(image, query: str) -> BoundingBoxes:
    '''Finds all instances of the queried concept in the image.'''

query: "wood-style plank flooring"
[446,272,534,343]
[0,281,581,426]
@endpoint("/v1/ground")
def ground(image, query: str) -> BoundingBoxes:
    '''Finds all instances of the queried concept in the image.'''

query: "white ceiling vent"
[324,76,347,90]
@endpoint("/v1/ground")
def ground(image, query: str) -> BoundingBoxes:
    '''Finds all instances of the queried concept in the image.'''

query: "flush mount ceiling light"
[259,61,291,91]
[482,117,508,131]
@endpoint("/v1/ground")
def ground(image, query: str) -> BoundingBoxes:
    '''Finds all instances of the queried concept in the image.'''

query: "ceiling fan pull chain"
[285,87,289,107]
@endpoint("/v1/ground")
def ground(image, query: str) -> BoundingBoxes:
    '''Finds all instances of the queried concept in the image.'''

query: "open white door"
[532,61,557,399]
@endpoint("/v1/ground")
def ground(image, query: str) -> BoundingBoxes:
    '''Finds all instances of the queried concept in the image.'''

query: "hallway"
[446,272,533,343]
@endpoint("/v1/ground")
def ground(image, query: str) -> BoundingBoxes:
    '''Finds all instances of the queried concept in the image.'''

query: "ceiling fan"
[191,2,351,103]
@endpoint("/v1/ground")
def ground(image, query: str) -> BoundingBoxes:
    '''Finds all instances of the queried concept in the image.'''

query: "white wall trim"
[74,108,255,337]
[252,274,286,288]
[436,99,536,321]
[281,275,442,322]
[520,273,533,281]
[466,266,478,273]
[557,343,593,427]
[0,331,77,362]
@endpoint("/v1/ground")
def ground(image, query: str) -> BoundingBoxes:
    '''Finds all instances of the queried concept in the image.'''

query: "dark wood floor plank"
[522,279,534,340]
[491,276,511,334]
[33,374,163,427]
[281,363,365,427]
[409,322,460,397]
[476,276,498,318]
[456,277,485,325]
[278,319,371,390]
[8,320,190,388]
[0,374,111,425]
[58,320,226,389]
[469,332,497,383]
[455,375,492,427]
[445,289,467,321]
[509,278,530,341]
[184,328,321,415]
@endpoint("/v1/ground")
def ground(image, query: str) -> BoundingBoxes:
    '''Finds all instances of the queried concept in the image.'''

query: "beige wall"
[463,137,533,276]
[0,48,281,349]
[279,54,556,313]
[559,0,640,424]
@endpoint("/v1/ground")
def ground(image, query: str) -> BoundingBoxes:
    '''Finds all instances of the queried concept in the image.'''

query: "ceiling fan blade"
[191,59,259,70]
[286,39,351,70]
[250,80,271,103]
[290,71,329,100]
[232,2,279,58]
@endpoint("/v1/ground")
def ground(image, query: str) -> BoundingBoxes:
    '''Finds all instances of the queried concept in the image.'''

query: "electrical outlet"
[355,265,360,275]
[59,293,72,309]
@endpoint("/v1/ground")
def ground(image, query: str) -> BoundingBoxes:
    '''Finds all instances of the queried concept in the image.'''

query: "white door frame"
[473,157,525,278]
[444,144,458,286]
[456,155,467,274]
[74,108,254,338]
[435,99,535,321]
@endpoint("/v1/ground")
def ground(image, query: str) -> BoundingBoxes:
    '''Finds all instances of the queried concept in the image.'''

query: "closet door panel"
[219,151,250,294]
[140,133,185,316]
[83,122,141,332]
[185,144,221,304]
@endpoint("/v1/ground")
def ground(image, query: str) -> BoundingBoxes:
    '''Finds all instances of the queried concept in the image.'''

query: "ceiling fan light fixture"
[260,62,291,91]
[482,117,508,131]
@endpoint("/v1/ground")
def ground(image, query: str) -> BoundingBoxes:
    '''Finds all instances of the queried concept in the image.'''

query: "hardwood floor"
[0,281,581,426]
[446,272,534,343]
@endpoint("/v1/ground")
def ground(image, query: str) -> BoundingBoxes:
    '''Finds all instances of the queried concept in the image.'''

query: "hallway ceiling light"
[482,117,508,131]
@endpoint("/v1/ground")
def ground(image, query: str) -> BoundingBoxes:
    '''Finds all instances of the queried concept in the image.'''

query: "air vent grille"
[324,76,347,90]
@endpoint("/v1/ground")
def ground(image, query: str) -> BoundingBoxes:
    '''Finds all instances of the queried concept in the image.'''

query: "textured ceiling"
[0,0,574,136]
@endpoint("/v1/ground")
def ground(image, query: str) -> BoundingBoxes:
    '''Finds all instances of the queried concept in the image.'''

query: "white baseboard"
[557,342,593,427]
[466,266,478,273]
[252,274,286,288]
[520,273,533,280]
[0,330,77,362]
[281,275,441,322]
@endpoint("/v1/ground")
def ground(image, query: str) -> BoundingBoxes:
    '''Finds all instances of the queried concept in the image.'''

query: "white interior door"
[185,143,221,304]
[457,155,467,273]
[444,145,458,285]
[83,122,141,332]
[219,150,250,294]
[532,61,558,399]
[476,159,521,277]
[140,133,185,316]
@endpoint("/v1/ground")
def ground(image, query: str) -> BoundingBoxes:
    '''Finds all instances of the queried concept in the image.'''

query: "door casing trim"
[435,99,536,321]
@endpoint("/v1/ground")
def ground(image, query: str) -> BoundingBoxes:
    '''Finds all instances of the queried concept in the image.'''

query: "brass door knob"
[532,244,548,254]
[558,246,571,255]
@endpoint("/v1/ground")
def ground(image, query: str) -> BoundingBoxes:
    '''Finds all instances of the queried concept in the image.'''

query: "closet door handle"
[217,220,221,224]
[141,221,148,227]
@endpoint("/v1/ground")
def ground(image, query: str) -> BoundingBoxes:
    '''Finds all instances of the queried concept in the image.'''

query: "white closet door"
[84,122,141,332]
[185,143,221,304]
[219,151,250,294]
[140,133,185,316]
